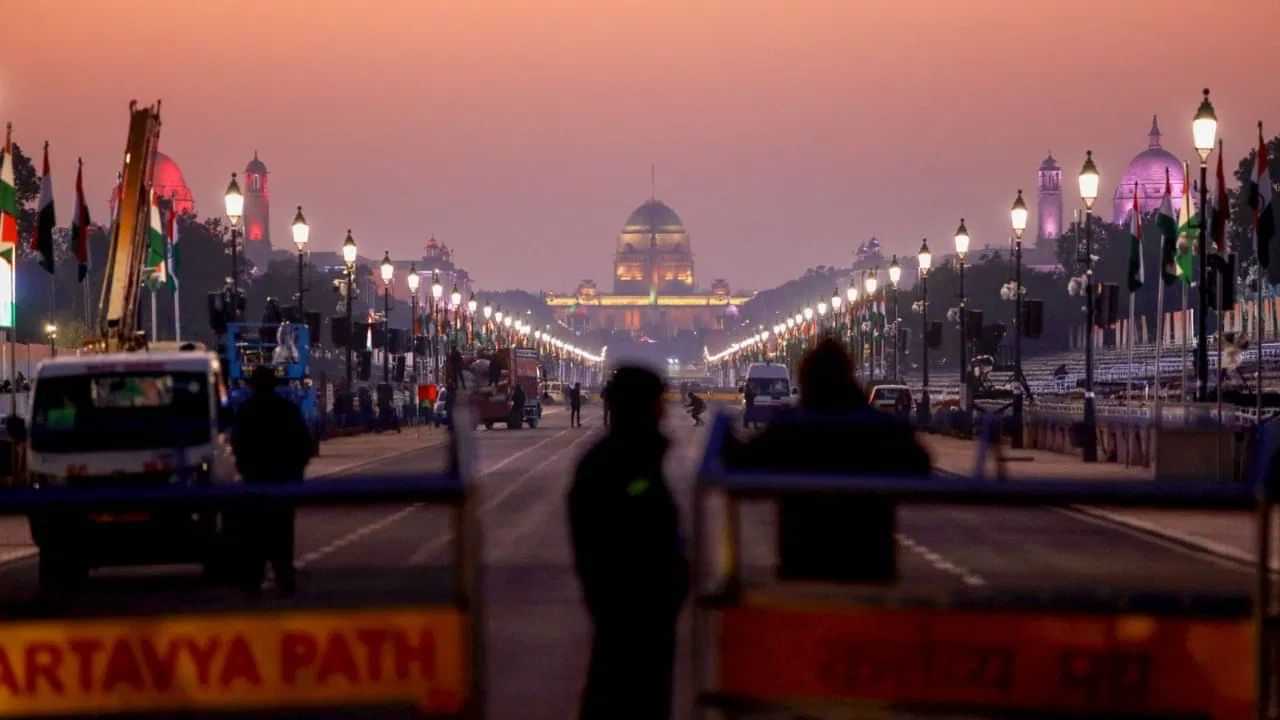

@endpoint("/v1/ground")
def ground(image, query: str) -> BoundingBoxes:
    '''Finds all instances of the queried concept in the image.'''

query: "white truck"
[16,351,237,586]
[741,363,797,425]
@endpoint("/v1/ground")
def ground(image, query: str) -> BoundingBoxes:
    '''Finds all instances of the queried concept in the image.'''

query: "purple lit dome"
[1112,116,1186,223]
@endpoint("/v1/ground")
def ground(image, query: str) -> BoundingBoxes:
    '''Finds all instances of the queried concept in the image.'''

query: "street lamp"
[1193,88,1218,403]
[291,206,309,316]
[380,252,394,383]
[407,264,420,384]
[342,230,358,389]
[1078,150,1100,462]
[955,218,970,413]
[44,322,56,357]
[918,238,932,426]
[223,173,244,314]
[1010,189,1029,400]
[430,271,443,379]
[467,293,478,345]
[889,255,902,380]
[865,269,880,380]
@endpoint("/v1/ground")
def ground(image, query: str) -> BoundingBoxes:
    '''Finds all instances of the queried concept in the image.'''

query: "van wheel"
[38,550,86,592]
[527,418,539,429]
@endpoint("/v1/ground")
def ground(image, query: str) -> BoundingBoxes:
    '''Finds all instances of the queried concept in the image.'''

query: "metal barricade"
[0,419,482,718]
[692,412,1271,719]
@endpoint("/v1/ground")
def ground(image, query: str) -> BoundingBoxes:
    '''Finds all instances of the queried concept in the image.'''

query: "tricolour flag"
[1156,168,1180,285]
[35,142,55,274]
[1174,161,1195,284]
[143,190,167,287]
[0,124,18,249]
[166,204,179,290]
[1126,182,1143,292]
[1249,121,1275,270]
[70,158,90,282]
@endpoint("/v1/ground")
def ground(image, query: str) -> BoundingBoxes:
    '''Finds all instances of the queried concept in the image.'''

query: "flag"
[1156,168,1180,285]
[166,205,179,290]
[143,190,167,287]
[1174,161,1195,284]
[35,142,55,274]
[1211,140,1229,255]
[0,124,18,249]
[1126,182,1144,292]
[70,158,90,282]
[1249,121,1275,270]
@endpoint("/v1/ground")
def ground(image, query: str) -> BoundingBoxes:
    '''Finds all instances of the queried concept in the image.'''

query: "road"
[0,401,1256,718]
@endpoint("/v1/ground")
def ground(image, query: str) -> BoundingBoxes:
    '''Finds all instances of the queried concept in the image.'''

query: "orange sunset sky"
[5,0,1280,291]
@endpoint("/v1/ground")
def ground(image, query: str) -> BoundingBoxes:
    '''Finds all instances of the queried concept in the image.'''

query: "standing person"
[599,379,611,428]
[743,382,757,429]
[686,391,706,426]
[231,366,312,594]
[568,367,687,720]
[569,382,583,428]
[509,381,527,429]
[447,343,467,391]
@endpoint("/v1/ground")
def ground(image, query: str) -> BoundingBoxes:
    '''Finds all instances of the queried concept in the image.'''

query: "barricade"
[691,412,1270,719]
[0,418,482,718]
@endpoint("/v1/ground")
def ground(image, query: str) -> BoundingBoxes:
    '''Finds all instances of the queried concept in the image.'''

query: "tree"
[1228,134,1280,280]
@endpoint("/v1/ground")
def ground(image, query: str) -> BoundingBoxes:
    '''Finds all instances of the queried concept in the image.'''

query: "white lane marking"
[895,532,986,587]
[1056,506,1256,575]
[309,434,449,480]
[480,429,597,513]
[297,503,423,568]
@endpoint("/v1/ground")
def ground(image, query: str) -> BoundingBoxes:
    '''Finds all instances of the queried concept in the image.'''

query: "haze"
[6,0,1279,291]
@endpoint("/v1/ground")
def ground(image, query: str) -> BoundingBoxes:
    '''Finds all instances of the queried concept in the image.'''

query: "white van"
[741,363,796,424]
[19,351,237,585]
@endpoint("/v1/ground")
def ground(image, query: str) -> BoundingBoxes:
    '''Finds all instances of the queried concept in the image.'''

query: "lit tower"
[1036,152,1063,245]
[242,151,272,269]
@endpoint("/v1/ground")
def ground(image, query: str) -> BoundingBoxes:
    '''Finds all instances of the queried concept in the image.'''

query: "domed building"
[1112,116,1187,223]
[546,196,751,339]
[110,151,195,217]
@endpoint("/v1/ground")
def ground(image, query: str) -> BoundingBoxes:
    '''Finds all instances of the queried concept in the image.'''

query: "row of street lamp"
[708,89,1220,463]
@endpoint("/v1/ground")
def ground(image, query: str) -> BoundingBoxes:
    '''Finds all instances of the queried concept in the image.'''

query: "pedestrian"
[488,352,503,387]
[231,365,312,594]
[686,391,706,426]
[599,379,611,428]
[510,381,527,428]
[724,339,930,582]
[743,382,757,429]
[568,366,687,720]
[569,382,583,428]
[447,343,467,391]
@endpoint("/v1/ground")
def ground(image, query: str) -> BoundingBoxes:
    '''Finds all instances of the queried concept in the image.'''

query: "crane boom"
[96,100,161,351]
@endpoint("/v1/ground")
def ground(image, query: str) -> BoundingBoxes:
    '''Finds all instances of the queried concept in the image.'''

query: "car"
[741,363,797,424]
[867,383,913,417]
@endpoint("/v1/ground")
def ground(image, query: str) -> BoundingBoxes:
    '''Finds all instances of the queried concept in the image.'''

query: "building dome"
[1113,116,1186,222]
[1039,153,1061,171]
[245,150,268,175]
[623,199,684,233]
[111,151,195,216]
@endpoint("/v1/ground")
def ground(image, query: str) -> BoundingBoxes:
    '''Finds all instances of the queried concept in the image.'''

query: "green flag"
[143,191,168,288]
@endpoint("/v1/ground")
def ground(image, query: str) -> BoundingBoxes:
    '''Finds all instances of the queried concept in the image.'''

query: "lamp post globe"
[917,237,932,273]
[1193,88,1218,163]
[803,307,813,321]
[953,218,970,258]
[888,255,902,288]
[450,286,462,309]
[1078,151,1100,210]
[468,294,478,315]
[483,303,492,320]
[1010,190,1029,240]
[223,174,243,225]
[407,265,420,294]
[831,289,842,312]
[431,271,443,302]
[864,269,878,296]
[341,230,358,269]
[380,252,394,286]
[290,206,309,251]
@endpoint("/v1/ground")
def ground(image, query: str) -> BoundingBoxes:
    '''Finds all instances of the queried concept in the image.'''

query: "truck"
[221,321,320,453]
[468,347,543,429]
[18,352,237,587]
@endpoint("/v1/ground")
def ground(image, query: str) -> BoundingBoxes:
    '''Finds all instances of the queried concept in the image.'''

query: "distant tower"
[242,151,271,269]
[1036,153,1063,245]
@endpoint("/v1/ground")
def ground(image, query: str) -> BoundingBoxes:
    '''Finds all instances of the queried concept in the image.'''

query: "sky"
[5,1,1280,293]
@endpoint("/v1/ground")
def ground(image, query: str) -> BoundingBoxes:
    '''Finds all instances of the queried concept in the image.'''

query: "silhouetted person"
[599,379,611,428]
[488,353,502,387]
[510,381,527,428]
[725,339,930,582]
[686,391,706,426]
[569,382,583,427]
[447,343,466,391]
[232,365,311,593]
[569,366,687,720]
[743,382,757,428]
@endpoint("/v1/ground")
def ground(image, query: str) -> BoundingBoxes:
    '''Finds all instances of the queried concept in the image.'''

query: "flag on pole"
[1157,168,1180,285]
[1174,161,1195,284]
[1126,182,1144,292]
[1249,122,1275,270]
[143,190,168,287]
[70,158,90,282]
[35,142,55,274]
[0,124,18,250]
[1211,140,1228,256]
[167,209,179,290]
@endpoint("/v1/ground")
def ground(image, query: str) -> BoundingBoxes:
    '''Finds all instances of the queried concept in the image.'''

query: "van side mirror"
[5,416,26,443]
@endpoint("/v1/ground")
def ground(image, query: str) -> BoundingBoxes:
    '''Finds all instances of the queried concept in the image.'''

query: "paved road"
[0,401,1256,718]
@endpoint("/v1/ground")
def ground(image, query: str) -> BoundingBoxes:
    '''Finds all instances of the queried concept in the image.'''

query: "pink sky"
[7,1,1280,292]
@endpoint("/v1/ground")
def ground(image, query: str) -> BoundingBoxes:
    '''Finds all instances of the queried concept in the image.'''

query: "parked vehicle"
[469,347,544,429]
[741,363,796,425]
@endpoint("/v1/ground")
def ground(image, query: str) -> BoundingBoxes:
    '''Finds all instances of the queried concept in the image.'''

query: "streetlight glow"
[888,255,902,287]
[864,269,878,295]
[1192,88,1218,163]
[484,303,493,320]
[450,285,462,308]
[380,251,394,285]
[1078,150,1100,210]
[953,219,970,258]
[223,173,243,225]
[803,307,814,321]
[468,293,478,315]
[918,238,932,273]
[831,289,843,311]
[291,206,309,251]
[1010,190,1029,239]
[847,282,858,304]
[430,271,443,301]
[407,264,420,293]
[341,229,357,268]
[817,302,828,316]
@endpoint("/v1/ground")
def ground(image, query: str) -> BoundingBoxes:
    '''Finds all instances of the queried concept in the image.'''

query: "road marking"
[308,434,449,480]
[1056,506,1257,575]
[895,532,986,587]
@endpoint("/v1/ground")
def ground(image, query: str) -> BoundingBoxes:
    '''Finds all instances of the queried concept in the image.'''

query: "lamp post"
[954,219,970,410]
[918,238,932,426]
[888,255,901,381]
[846,281,859,373]
[450,285,462,350]
[223,174,244,318]
[342,230,358,389]
[431,271,443,382]
[380,252,394,383]
[467,293,478,346]
[407,265,420,383]
[865,269,879,380]
[483,302,493,347]
[830,288,843,346]
[1078,150,1101,462]
[291,206,309,317]
[44,323,56,357]
[1010,191,1029,389]
[1193,88,1218,403]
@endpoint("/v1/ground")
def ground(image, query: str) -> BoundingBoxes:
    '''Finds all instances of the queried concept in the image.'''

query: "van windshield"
[747,377,790,397]
[30,372,211,453]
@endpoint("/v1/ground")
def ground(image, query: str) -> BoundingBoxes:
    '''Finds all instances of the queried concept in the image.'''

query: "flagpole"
[1127,292,1135,403]
[150,286,157,343]
[1154,280,1165,450]
[173,283,181,343]
[1181,282,1189,418]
